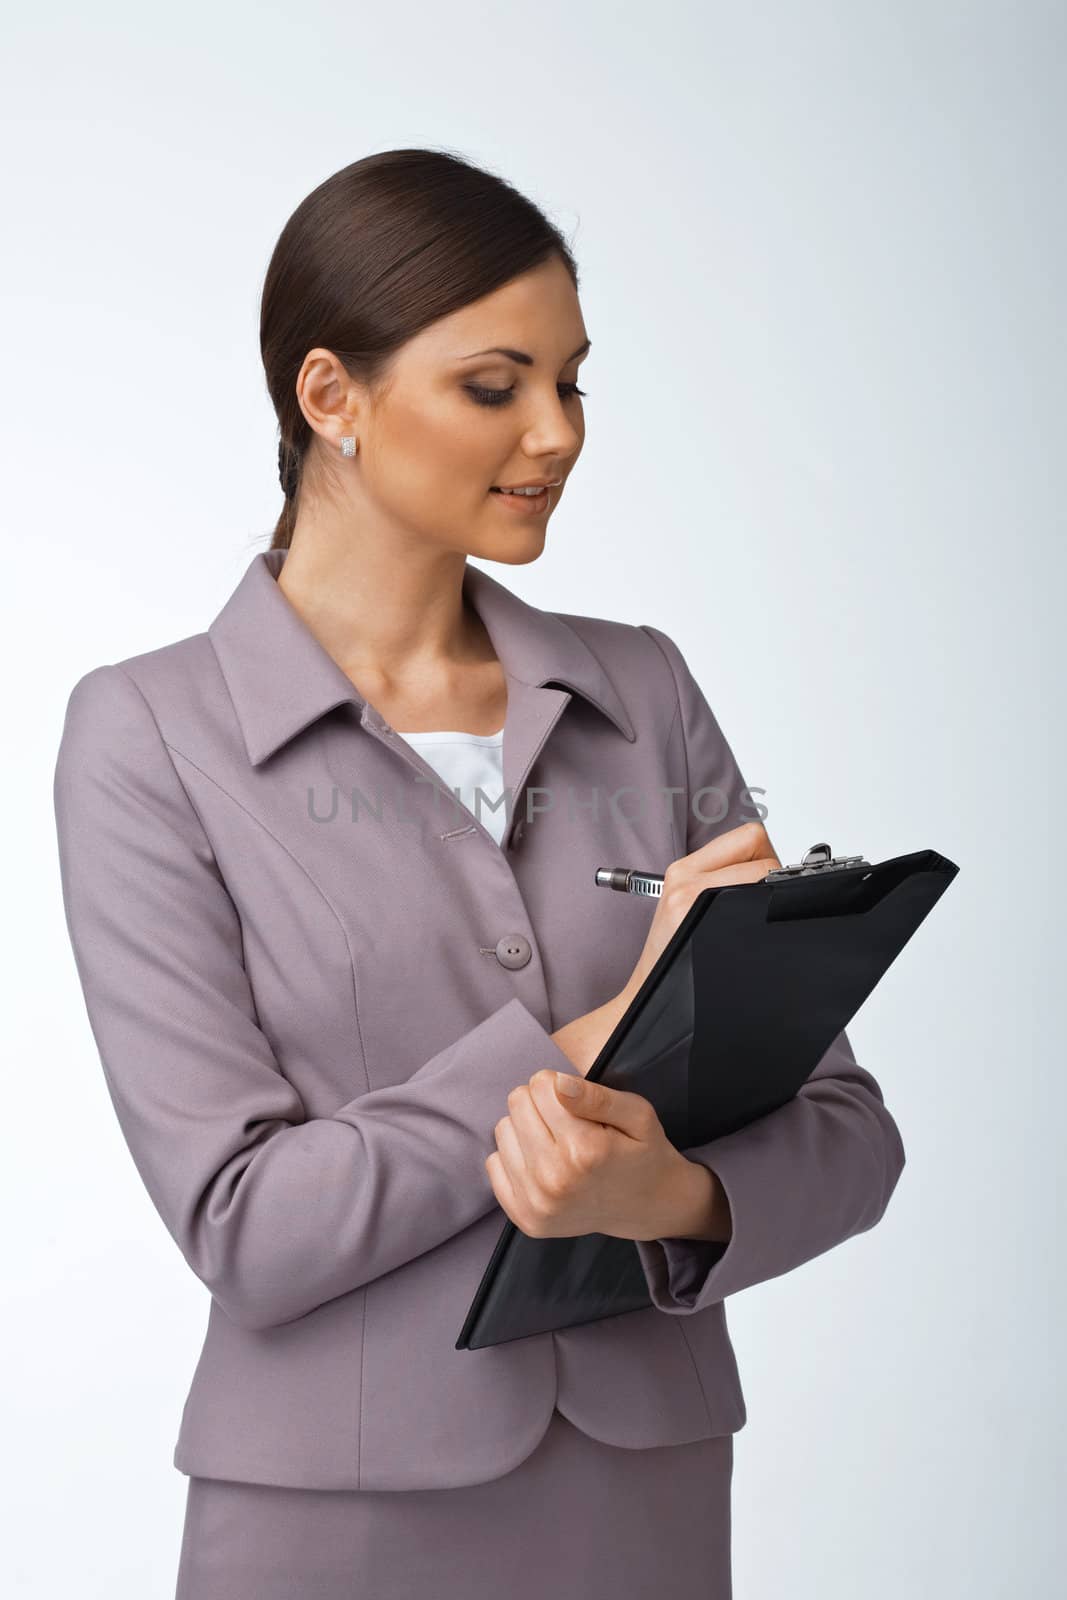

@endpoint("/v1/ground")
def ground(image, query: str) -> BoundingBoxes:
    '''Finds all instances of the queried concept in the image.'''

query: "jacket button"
[494,934,532,970]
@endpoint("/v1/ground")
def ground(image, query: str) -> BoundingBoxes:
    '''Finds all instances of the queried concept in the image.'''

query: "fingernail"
[556,1072,581,1096]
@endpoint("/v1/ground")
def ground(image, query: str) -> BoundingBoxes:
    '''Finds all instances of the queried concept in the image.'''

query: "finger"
[507,1083,559,1148]
[485,1149,523,1223]
[703,856,780,888]
[550,1074,659,1143]
[526,1068,577,1137]
[493,1108,537,1188]
[685,820,775,874]
[667,842,781,891]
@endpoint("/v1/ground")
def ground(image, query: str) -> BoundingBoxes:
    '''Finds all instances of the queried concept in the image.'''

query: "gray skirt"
[174,1406,734,1599]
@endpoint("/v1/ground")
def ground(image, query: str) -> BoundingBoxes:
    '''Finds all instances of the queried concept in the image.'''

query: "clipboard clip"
[763,841,871,882]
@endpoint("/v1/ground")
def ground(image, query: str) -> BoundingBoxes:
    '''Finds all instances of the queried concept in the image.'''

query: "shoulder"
[53,650,216,863]
[551,605,697,712]
[58,630,228,759]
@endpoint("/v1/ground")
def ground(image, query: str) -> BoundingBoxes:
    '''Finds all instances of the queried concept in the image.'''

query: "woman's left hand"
[485,1069,690,1241]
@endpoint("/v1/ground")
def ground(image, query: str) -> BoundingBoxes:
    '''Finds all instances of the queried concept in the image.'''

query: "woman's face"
[301,253,589,565]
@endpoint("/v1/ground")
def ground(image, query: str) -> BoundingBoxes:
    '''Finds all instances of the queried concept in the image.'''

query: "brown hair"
[260,147,579,551]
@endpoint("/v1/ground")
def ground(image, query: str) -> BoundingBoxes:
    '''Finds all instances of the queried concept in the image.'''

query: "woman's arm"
[630,624,907,1313]
[54,663,591,1333]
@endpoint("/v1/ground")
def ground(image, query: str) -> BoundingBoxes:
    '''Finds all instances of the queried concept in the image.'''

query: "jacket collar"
[208,548,636,768]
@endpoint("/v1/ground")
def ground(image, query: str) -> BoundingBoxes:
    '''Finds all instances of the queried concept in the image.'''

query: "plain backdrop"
[4,2,1063,1595]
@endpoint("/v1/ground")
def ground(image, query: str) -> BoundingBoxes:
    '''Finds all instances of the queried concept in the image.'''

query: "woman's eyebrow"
[457,338,591,366]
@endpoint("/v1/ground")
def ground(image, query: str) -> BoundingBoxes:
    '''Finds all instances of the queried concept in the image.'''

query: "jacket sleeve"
[631,624,907,1314]
[53,664,583,1333]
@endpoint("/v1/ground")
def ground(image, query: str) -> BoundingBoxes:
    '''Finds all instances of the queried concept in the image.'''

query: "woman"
[53,148,906,1599]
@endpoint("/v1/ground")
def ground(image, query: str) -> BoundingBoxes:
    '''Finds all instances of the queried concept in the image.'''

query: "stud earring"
[340,436,358,457]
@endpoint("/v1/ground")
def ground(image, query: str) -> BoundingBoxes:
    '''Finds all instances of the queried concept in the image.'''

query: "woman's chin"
[468,523,549,564]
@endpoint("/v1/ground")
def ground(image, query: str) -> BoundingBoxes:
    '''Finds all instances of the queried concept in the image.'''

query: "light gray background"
[4,2,1062,1594]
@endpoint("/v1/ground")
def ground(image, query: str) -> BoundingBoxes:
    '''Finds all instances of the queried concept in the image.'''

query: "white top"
[394,726,508,846]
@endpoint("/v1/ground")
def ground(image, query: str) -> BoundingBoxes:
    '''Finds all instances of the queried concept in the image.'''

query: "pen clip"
[593,867,663,897]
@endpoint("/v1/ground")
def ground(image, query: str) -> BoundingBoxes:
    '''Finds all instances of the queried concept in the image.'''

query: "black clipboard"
[456,844,958,1351]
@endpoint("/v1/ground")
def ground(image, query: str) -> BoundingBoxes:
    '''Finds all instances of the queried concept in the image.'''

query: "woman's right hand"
[550,822,781,1077]
[618,821,782,1008]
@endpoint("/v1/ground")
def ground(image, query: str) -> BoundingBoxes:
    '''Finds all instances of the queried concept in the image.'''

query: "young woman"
[54,147,905,1599]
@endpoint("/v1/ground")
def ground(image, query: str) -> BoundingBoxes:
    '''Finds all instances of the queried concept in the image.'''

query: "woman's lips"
[489,486,551,513]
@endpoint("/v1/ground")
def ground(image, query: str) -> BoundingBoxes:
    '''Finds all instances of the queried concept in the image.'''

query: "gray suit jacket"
[53,548,905,1491]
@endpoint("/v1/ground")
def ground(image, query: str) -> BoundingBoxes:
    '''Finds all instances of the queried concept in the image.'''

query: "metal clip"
[763,841,870,882]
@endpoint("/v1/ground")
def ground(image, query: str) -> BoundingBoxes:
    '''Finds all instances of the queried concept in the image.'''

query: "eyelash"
[464,383,588,408]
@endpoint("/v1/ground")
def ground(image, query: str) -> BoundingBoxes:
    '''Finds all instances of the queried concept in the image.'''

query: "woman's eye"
[464,383,588,408]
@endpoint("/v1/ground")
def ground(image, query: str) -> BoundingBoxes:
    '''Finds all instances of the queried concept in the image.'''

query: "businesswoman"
[53,148,906,1599]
